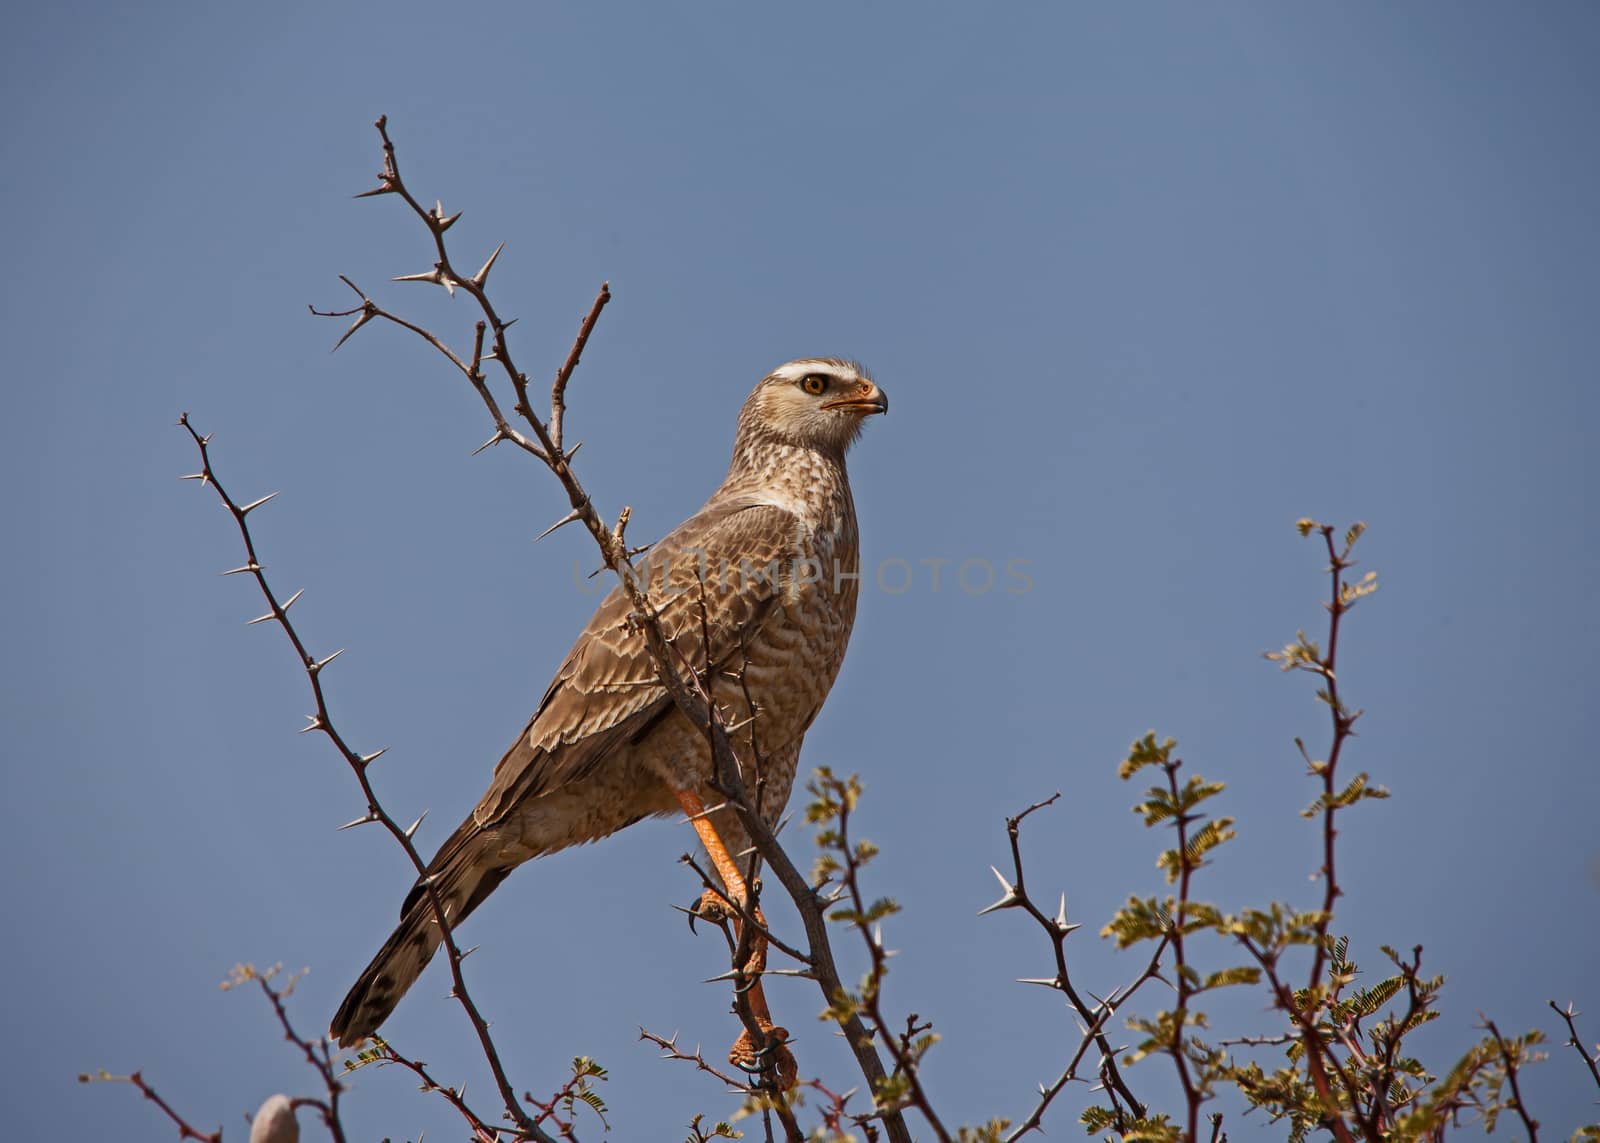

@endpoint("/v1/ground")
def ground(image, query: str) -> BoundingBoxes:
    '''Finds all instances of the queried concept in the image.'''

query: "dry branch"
[178,417,555,1143]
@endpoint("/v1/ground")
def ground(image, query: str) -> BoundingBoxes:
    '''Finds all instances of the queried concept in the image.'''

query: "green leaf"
[1347,976,1403,1018]
[1184,901,1226,931]
[1080,1105,1121,1134]
[1102,895,1173,948]
[1186,817,1235,862]
[1202,965,1262,990]
[1120,732,1177,779]
[1135,785,1178,827]
[1265,630,1322,671]
[1178,777,1227,813]
[1340,569,1379,605]
[1119,1114,1182,1143]
[1302,772,1391,817]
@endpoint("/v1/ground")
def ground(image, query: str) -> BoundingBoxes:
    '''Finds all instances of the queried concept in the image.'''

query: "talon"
[690,887,734,931]
[729,1022,797,1092]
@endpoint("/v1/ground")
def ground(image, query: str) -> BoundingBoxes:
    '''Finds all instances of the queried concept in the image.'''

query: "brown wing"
[471,497,807,827]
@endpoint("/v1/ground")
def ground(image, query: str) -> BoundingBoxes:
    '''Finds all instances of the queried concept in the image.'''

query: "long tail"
[330,819,510,1047]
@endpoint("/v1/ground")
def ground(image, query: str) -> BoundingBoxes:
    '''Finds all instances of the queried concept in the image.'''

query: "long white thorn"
[471,241,505,287]
[238,491,280,515]
[535,508,583,542]
[977,865,1022,915]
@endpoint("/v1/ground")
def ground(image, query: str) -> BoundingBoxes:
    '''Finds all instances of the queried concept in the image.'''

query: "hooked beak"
[821,381,889,416]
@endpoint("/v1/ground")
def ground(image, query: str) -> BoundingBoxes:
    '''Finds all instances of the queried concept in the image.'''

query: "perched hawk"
[331,358,887,1051]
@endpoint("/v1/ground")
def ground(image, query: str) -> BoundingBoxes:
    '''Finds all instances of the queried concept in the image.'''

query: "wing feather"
[471,497,806,826]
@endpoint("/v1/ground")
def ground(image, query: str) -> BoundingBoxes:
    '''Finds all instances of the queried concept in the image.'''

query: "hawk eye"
[799,374,828,396]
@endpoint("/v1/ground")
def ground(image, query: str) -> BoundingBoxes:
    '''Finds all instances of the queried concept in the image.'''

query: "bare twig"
[78,1071,222,1143]
[549,283,610,454]
[1216,1034,1295,1049]
[225,965,349,1143]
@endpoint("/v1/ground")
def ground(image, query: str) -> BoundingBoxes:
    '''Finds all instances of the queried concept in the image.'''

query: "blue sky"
[3,3,1596,1139]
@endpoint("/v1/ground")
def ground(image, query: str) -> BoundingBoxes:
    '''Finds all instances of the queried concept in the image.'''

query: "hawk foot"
[688,891,769,975]
[689,886,735,928]
[729,1021,797,1092]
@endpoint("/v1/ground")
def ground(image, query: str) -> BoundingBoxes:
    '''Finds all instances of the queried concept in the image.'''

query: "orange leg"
[675,788,796,1089]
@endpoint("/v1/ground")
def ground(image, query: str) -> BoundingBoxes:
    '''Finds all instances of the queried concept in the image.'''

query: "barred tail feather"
[330,821,510,1048]
[329,901,443,1048]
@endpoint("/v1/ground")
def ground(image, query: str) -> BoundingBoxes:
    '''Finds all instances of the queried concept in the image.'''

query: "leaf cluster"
[1072,523,1574,1143]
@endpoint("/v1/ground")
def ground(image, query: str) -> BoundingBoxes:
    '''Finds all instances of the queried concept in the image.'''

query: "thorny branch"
[984,794,1164,1141]
[826,776,952,1141]
[1245,522,1377,1143]
[1367,944,1430,1130]
[311,116,917,1143]
[640,1028,753,1092]
[1153,757,1205,1141]
[350,1039,509,1141]
[639,1021,795,1143]
[673,854,806,1142]
[1303,526,1358,1073]
[525,1062,612,1142]
[1483,1019,1540,1143]
[1548,1000,1600,1095]
[176,416,558,1143]
[680,850,812,971]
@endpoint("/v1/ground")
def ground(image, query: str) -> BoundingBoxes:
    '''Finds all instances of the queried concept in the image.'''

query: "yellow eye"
[800,374,827,395]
